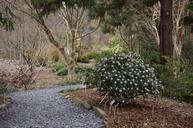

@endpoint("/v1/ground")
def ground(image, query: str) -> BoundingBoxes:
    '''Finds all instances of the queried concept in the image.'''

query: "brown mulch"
[68,89,193,128]
[0,96,5,105]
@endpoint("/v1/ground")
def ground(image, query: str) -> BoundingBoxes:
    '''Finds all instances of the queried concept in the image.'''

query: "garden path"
[0,85,104,128]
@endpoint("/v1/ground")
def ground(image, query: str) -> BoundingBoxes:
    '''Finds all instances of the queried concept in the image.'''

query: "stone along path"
[0,85,104,128]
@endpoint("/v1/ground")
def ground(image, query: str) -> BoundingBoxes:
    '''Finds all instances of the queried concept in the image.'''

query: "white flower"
[96,53,162,102]
[145,88,149,91]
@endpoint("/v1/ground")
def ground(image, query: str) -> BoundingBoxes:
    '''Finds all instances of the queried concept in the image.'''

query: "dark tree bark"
[159,0,173,64]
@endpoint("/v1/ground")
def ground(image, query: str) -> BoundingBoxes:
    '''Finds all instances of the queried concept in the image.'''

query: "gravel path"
[0,85,104,128]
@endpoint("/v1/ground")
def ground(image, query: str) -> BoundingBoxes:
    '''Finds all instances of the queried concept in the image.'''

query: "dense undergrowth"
[51,37,193,104]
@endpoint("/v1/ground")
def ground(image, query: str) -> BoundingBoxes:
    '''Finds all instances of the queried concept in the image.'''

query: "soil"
[68,88,193,128]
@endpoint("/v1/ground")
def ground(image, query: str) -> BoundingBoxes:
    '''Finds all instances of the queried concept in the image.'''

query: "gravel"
[0,85,104,128]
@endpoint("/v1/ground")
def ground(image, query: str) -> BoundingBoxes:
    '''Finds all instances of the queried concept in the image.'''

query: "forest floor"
[0,59,62,90]
[67,88,193,128]
[29,68,62,89]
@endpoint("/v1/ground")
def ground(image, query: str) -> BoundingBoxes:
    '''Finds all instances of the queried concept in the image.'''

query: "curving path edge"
[0,85,104,128]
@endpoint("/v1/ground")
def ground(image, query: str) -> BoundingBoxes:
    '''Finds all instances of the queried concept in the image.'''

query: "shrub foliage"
[95,53,163,103]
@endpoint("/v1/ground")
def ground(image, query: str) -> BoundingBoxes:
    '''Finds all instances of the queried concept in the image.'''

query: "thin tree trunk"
[173,28,185,59]
[159,0,173,64]
[68,29,77,80]
[20,3,25,64]
[83,13,91,49]
[67,59,76,81]
[36,16,70,62]
[35,15,77,81]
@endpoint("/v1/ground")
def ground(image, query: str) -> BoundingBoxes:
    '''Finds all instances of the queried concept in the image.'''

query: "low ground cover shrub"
[84,69,97,87]
[77,55,90,63]
[58,66,94,84]
[51,60,94,83]
[157,59,193,104]
[139,40,193,104]
[85,50,113,63]
[0,85,7,94]
[51,60,66,72]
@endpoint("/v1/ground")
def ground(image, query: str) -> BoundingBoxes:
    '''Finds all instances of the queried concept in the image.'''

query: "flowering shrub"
[95,53,163,104]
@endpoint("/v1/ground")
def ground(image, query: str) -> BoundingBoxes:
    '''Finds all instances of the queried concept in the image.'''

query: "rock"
[59,93,65,96]
[6,98,12,103]
[81,101,91,110]
[104,121,109,128]
[0,104,6,109]
[65,95,71,99]
[71,97,91,110]
[73,97,83,105]
[0,98,11,109]
[93,106,107,118]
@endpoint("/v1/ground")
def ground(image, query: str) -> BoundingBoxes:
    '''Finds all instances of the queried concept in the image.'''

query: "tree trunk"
[35,15,77,81]
[67,59,76,81]
[159,0,173,64]
[67,28,77,81]
[36,16,70,62]
[83,13,91,49]
[173,28,185,59]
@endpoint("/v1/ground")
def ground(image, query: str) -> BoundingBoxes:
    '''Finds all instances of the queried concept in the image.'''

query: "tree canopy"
[30,0,104,17]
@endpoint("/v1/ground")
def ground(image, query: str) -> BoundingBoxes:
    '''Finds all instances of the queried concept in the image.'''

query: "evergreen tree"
[96,0,174,64]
